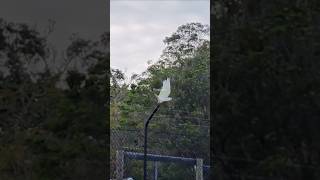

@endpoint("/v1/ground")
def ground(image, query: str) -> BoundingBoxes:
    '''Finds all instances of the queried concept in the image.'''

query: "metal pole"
[144,104,160,180]
[195,158,203,180]
[116,150,124,180]
[153,161,158,180]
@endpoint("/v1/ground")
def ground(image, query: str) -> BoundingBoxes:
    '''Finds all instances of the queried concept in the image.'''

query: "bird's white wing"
[159,78,170,97]
[157,78,172,103]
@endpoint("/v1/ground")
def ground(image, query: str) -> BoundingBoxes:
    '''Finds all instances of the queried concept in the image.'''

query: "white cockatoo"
[157,78,172,103]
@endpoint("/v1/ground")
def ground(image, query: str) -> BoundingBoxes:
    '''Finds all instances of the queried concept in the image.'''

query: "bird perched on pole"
[157,78,172,104]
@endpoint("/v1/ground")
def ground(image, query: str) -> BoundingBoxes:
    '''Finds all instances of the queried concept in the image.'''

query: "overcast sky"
[0,0,210,77]
[0,0,108,52]
[111,0,210,77]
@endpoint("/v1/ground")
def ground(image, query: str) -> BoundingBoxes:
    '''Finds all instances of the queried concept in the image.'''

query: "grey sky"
[111,0,210,77]
[0,0,108,51]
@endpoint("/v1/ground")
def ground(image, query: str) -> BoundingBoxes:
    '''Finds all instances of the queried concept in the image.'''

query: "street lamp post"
[143,78,172,180]
[143,104,160,180]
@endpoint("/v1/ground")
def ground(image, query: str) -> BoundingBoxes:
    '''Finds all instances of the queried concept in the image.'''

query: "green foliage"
[213,0,320,179]
[111,22,210,178]
[0,19,107,179]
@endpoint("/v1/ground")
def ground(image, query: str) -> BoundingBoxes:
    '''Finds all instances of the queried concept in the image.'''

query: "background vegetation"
[3,0,320,179]
[213,0,320,179]
[0,18,108,180]
[0,18,210,179]
[110,22,210,179]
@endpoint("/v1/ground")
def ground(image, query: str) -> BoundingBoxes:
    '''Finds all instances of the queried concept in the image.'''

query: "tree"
[0,18,108,180]
[113,22,210,179]
[212,0,320,179]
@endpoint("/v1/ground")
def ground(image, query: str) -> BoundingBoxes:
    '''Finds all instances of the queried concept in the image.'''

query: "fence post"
[153,161,158,180]
[195,158,203,180]
[116,150,124,180]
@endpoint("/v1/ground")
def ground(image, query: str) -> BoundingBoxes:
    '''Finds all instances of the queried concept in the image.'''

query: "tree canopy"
[110,22,210,179]
[213,0,320,179]
[0,18,108,180]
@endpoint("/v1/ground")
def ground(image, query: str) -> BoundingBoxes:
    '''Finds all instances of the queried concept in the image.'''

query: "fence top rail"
[122,151,210,171]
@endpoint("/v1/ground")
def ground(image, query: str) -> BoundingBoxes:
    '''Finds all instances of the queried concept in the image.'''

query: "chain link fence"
[110,112,210,180]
